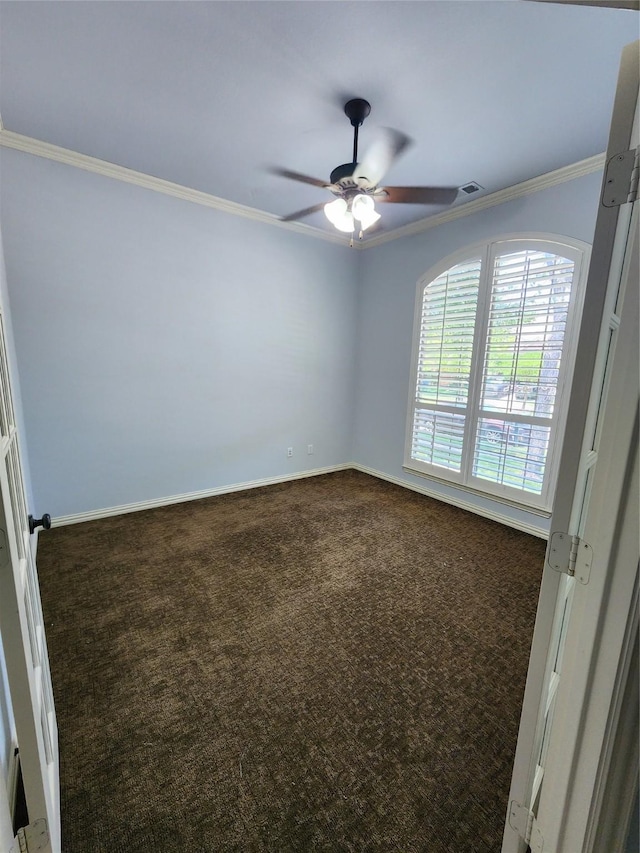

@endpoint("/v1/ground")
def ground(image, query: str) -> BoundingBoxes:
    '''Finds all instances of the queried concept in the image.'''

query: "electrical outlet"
[307,444,314,455]
[287,447,293,458]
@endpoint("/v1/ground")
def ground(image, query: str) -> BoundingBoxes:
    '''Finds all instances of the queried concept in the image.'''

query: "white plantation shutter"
[411,409,466,472]
[471,249,576,499]
[415,259,481,409]
[473,418,551,494]
[480,250,574,415]
[410,260,480,474]
[406,238,586,509]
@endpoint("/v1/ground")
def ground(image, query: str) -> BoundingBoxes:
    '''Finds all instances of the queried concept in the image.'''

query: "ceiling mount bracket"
[344,98,371,127]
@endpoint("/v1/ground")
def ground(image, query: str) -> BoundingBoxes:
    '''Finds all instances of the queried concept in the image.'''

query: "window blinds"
[407,242,579,507]
[415,260,481,409]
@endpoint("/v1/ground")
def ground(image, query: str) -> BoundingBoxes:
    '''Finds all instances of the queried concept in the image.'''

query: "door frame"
[0,236,59,850]
[534,194,639,851]
[502,38,639,853]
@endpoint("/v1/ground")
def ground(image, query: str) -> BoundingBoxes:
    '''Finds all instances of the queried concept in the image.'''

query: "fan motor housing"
[329,162,357,185]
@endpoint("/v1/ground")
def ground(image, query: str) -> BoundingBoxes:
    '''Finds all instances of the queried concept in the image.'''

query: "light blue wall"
[353,172,604,534]
[0,150,359,518]
[0,147,603,534]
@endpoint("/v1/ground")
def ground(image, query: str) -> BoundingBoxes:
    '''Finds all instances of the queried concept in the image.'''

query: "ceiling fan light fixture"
[352,194,381,230]
[334,211,355,233]
[324,198,355,232]
[324,197,346,223]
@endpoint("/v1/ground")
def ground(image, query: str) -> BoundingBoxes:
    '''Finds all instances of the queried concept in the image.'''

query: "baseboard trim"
[50,462,548,538]
[51,464,352,527]
[351,463,549,539]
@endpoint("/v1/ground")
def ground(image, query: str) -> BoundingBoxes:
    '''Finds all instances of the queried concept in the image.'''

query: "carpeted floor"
[37,470,544,852]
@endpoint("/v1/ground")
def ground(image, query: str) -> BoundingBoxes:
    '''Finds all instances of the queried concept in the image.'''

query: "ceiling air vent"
[459,181,483,195]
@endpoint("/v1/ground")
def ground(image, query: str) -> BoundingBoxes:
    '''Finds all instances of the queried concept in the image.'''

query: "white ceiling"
[0,1,636,242]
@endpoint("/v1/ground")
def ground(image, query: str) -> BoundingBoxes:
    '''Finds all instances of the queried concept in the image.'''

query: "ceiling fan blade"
[352,128,411,187]
[377,186,459,205]
[280,203,327,223]
[270,168,329,189]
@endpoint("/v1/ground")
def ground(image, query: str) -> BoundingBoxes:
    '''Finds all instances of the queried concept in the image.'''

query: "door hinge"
[548,531,593,584]
[602,147,639,207]
[10,819,50,853]
[509,801,544,852]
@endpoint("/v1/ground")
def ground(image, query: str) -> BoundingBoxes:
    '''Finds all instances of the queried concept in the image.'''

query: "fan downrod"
[328,98,373,187]
[344,98,371,127]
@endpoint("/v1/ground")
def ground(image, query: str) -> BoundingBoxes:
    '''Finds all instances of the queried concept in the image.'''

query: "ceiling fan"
[273,98,460,236]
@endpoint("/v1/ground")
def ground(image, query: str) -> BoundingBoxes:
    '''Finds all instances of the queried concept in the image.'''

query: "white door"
[0,292,59,851]
[502,38,639,853]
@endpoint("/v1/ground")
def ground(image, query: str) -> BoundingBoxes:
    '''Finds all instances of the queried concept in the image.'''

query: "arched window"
[404,235,589,510]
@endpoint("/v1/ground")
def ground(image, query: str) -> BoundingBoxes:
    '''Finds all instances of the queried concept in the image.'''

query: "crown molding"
[0,127,605,249]
[361,152,607,248]
[0,129,350,247]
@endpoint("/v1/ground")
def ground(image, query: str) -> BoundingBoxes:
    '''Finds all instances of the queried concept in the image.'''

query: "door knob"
[28,514,51,534]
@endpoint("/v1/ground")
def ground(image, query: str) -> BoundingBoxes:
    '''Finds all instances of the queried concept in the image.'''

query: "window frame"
[403,233,590,512]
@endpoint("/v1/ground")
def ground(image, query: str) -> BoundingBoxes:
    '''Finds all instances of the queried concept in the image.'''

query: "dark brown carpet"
[37,470,544,852]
